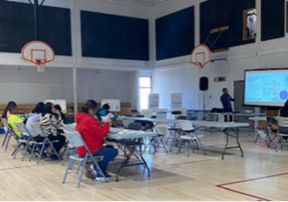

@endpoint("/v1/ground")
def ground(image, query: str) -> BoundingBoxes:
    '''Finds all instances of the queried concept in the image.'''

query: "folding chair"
[143,121,168,154]
[118,123,143,151]
[177,120,207,157]
[265,117,278,147]
[122,115,134,129]
[61,124,76,166]
[13,122,35,161]
[1,118,18,151]
[167,116,187,151]
[62,130,108,188]
[276,117,288,152]
[29,122,61,164]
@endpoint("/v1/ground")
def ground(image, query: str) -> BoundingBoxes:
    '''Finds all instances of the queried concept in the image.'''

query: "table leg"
[116,140,127,182]
[115,139,151,181]
[222,129,229,160]
[222,127,243,160]
[195,133,207,155]
[235,127,243,157]
[139,143,150,177]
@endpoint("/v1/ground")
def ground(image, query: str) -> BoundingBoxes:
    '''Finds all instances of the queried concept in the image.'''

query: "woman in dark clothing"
[54,105,67,124]
[279,99,288,117]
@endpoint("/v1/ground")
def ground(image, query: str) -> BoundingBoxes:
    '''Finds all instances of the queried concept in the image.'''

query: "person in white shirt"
[96,104,118,123]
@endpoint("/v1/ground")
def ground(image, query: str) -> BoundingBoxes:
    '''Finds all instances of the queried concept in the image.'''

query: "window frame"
[139,76,153,110]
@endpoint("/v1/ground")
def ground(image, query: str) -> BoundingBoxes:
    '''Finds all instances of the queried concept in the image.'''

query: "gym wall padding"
[261,0,285,41]
[81,11,149,61]
[0,0,72,56]
[156,6,195,61]
[200,0,255,50]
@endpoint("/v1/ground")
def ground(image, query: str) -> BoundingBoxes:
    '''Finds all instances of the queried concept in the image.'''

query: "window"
[243,8,257,40]
[139,77,152,110]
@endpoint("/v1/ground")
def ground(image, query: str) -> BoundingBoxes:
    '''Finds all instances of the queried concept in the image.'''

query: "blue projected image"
[244,69,288,106]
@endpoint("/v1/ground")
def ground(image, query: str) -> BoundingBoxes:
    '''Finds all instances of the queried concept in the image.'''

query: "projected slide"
[244,69,288,107]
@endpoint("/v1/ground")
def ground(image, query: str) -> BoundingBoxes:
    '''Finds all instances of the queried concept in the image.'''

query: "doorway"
[234,80,253,124]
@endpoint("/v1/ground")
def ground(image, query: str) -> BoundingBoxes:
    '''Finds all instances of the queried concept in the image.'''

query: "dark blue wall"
[156,6,195,61]
[0,0,72,56]
[81,11,149,61]
[200,0,255,51]
[261,0,285,41]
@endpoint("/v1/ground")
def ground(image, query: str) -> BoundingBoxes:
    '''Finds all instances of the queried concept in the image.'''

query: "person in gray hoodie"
[25,102,44,138]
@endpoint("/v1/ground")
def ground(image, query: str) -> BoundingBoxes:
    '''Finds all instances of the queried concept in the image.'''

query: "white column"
[256,0,261,68]
[71,0,78,113]
[194,1,200,46]
[73,66,77,113]
[195,1,201,110]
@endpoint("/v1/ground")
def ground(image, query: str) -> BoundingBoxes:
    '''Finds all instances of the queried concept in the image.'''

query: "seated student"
[1,101,17,120]
[279,99,288,140]
[2,101,24,138]
[96,104,118,123]
[279,99,288,117]
[26,102,44,138]
[54,105,68,124]
[36,102,66,159]
[76,100,118,180]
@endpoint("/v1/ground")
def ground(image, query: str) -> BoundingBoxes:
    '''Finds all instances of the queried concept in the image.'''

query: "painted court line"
[216,172,288,201]
[163,159,213,166]
[0,162,59,171]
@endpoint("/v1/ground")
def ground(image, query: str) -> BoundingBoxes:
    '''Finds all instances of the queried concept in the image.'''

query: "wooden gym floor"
[0,130,287,201]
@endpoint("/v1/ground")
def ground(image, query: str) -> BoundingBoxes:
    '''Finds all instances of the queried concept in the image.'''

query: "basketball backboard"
[21,41,55,65]
[190,44,211,67]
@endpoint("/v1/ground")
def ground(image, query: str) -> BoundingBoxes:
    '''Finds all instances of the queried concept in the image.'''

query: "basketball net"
[198,62,204,69]
[35,59,46,72]
[191,62,204,69]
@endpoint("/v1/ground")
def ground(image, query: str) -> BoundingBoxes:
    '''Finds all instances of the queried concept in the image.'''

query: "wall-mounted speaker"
[199,77,208,91]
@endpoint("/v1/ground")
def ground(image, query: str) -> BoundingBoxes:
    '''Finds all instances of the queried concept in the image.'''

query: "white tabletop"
[118,117,249,128]
[108,128,157,140]
[208,113,266,116]
[249,117,267,121]
[190,120,249,128]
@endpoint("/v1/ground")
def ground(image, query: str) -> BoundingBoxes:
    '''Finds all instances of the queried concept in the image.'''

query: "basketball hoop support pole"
[34,0,39,40]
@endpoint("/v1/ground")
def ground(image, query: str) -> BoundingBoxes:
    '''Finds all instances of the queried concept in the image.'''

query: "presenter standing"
[220,88,235,122]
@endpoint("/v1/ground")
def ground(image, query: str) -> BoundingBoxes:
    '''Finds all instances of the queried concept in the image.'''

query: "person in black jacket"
[279,99,288,117]
[54,105,67,124]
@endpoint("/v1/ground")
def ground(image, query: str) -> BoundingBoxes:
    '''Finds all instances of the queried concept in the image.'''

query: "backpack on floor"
[256,129,269,147]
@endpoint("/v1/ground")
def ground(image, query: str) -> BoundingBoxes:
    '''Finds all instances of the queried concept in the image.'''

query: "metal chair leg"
[5,134,12,151]
[29,143,36,162]
[13,142,21,159]
[21,141,31,161]
[1,131,8,148]
[61,146,70,166]
[37,142,46,164]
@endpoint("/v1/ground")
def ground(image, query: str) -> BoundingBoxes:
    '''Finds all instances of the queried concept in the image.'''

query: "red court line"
[216,172,288,201]
[164,159,213,166]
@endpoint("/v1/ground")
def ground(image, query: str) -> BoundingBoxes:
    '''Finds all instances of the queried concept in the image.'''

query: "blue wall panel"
[0,0,72,56]
[156,6,195,61]
[81,11,149,61]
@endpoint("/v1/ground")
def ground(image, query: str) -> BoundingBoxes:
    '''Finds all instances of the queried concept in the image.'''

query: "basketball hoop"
[190,44,211,68]
[21,41,55,73]
[35,59,46,72]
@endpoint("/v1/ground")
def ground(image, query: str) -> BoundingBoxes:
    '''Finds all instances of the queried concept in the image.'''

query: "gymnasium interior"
[0,0,287,201]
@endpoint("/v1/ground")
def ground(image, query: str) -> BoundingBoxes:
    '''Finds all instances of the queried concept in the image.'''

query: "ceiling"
[108,0,168,7]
